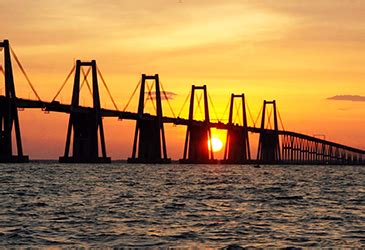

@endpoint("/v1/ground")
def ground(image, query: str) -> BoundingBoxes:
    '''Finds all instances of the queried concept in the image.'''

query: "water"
[0,163,364,248]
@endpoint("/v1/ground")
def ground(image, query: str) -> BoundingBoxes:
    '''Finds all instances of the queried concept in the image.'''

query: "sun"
[208,137,223,152]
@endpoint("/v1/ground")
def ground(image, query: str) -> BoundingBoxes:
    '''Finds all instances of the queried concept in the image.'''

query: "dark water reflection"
[0,164,364,247]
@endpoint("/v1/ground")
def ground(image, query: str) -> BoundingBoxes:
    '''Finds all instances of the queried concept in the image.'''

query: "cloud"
[145,91,177,100]
[327,95,365,102]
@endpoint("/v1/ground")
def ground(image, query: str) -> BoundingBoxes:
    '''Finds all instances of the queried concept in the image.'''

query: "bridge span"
[1,40,364,164]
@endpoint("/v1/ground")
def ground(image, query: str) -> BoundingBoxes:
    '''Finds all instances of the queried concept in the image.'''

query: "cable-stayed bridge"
[1,40,364,164]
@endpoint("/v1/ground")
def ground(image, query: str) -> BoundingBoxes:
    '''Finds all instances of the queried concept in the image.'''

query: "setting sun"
[208,137,224,152]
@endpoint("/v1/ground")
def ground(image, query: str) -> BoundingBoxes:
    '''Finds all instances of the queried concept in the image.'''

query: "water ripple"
[0,163,364,247]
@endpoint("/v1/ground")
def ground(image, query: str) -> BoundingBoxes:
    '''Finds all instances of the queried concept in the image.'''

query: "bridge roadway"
[14,97,365,155]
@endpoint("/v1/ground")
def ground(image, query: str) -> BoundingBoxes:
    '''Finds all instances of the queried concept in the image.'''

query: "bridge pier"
[180,85,217,164]
[257,100,281,164]
[223,94,251,164]
[0,40,28,163]
[59,60,110,163]
[128,74,170,164]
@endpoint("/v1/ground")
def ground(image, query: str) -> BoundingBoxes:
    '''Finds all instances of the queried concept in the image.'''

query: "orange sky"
[1,0,365,160]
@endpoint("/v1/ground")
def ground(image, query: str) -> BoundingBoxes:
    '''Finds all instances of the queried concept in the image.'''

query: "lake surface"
[0,163,364,248]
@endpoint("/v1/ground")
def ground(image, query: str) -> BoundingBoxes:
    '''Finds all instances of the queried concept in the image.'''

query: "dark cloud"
[327,95,365,102]
[146,91,177,100]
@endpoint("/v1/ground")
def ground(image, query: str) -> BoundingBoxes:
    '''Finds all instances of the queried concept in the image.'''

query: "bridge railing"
[280,131,364,165]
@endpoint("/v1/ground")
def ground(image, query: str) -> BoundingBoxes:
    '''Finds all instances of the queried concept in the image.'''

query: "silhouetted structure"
[257,100,281,163]
[180,85,217,164]
[223,94,251,163]
[0,40,28,162]
[128,74,170,163]
[2,39,365,165]
[281,133,363,164]
[59,60,110,163]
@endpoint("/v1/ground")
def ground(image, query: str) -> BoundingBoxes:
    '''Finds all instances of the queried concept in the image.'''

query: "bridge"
[1,40,364,165]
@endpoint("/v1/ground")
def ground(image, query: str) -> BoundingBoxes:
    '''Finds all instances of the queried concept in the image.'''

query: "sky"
[1,0,365,159]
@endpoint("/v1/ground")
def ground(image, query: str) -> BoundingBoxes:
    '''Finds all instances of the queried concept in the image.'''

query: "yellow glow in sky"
[1,0,365,159]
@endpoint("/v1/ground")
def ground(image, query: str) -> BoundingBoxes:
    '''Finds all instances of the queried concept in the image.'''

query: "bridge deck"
[14,97,365,155]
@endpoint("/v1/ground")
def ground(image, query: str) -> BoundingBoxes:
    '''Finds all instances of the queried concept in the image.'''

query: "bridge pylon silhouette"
[1,39,364,165]
[59,60,111,163]
[180,85,217,164]
[0,40,28,163]
[223,94,251,164]
[257,100,281,164]
[128,74,171,163]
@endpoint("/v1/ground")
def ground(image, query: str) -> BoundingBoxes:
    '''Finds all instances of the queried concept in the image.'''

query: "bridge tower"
[180,85,217,164]
[59,60,110,163]
[0,40,28,162]
[223,94,251,164]
[128,74,170,163]
[257,100,281,164]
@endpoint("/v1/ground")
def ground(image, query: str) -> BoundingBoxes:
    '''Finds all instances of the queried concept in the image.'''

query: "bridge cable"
[10,47,42,101]
[160,80,176,118]
[97,66,119,111]
[277,107,286,131]
[220,99,230,122]
[253,105,263,128]
[177,91,190,118]
[147,82,157,112]
[246,101,255,127]
[194,93,204,120]
[193,93,201,119]
[234,99,241,125]
[123,79,141,112]
[144,82,156,112]
[198,93,205,120]
[52,65,75,102]
[233,100,238,124]
[236,100,242,125]
[144,81,152,106]
[266,106,273,129]
[80,67,93,97]
[208,94,220,122]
